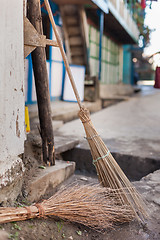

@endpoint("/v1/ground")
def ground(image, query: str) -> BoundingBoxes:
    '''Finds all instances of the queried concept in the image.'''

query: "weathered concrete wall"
[0,0,25,203]
[100,83,134,98]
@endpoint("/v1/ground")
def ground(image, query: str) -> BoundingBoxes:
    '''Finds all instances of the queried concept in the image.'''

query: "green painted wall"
[89,25,100,76]
[88,24,120,84]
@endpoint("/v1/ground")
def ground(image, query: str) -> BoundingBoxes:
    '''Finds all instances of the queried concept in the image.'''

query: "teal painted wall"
[123,45,132,84]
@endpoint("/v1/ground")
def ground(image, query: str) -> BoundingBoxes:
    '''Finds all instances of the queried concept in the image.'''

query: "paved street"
[56,83,160,240]
[27,83,160,240]
[57,83,160,161]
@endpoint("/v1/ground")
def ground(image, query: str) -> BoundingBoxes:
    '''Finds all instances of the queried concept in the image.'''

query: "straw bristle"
[0,185,134,229]
[79,106,147,221]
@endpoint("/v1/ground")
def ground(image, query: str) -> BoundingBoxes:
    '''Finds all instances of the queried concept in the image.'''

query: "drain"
[62,147,160,181]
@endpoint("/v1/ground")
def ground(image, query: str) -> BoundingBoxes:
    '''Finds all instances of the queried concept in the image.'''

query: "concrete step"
[27,133,79,156]
[30,118,63,131]
[26,160,75,202]
[23,134,78,203]
[28,100,102,122]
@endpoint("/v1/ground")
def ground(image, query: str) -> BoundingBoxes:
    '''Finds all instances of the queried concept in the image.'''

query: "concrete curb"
[27,160,76,202]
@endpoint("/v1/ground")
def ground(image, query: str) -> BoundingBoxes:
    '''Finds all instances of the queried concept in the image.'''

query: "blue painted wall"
[25,1,64,105]
[97,10,104,80]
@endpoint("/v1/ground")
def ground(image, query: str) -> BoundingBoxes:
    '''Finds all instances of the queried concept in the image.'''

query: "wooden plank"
[70,47,84,56]
[54,0,90,4]
[79,7,89,50]
[62,5,78,14]
[24,16,59,58]
[79,6,90,74]
[45,39,59,47]
[27,0,55,166]
[24,45,36,59]
[71,56,85,65]
[23,0,26,16]
[60,6,72,63]
[66,16,79,26]
[24,17,46,48]
[68,26,81,36]
[60,4,90,68]
[69,36,83,46]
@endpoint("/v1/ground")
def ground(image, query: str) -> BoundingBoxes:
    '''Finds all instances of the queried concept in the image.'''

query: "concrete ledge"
[27,160,75,202]
[27,134,79,155]
[100,83,134,99]
[31,119,64,131]
[29,100,102,122]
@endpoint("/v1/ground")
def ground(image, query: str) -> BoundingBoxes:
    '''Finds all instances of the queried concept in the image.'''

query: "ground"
[0,218,154,240]
[0,173,160,240]
[0,84,160,240]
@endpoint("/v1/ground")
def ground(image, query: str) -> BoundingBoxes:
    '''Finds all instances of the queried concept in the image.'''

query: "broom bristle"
[42,0,147,223]
[0,185,134,229]
[78,107,147,221]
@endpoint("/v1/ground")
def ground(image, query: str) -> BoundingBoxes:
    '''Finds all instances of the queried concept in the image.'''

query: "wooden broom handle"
[44,0,82,109]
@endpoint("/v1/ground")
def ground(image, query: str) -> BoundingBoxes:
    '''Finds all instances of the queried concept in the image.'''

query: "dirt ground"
[0,137,160,240]
[1,172,160,240]
[0,218,151,240]
[0,210,159,240]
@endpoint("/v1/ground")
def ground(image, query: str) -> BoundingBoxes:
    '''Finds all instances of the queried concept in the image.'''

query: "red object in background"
[141,0,146,9]
[154,66,160,89]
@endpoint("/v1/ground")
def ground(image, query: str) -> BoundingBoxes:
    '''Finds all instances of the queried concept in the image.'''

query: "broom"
[43,0,147,220]
[0,185,134,229]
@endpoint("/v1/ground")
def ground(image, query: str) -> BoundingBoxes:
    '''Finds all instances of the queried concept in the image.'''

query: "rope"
[24,207,33,218]
[84,134,100,140]
[81,119,91,124]
[35,203,45,218]
[44,0,82,109]
[93,150,110,165]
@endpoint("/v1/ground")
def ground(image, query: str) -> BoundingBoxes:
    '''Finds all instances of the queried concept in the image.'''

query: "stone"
[0,157,24,204]
[153,198,160,206]
[80,177,88,181]
[0,230,9,240]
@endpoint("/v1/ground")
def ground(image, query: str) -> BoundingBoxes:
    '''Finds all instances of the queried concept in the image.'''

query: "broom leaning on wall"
[43,0,147,221]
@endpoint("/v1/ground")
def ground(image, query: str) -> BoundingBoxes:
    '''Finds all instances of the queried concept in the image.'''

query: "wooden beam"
[54,0,91,4]
[27,0,55,166]
[24,16,58,58]
[79,6,90,74]
[59,6,72,63]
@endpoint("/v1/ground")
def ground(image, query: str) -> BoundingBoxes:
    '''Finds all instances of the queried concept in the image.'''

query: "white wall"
[0,0,25,195]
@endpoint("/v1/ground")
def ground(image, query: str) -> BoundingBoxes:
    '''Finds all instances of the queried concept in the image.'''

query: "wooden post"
[27,0,55,165]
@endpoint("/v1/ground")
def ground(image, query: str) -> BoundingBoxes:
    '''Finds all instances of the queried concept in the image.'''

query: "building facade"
[0,0,146,203]
[25,0,142,104]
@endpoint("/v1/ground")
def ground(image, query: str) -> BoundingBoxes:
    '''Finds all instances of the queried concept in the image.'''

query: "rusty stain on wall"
[21,85,24,93]
[16,114,20,138]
